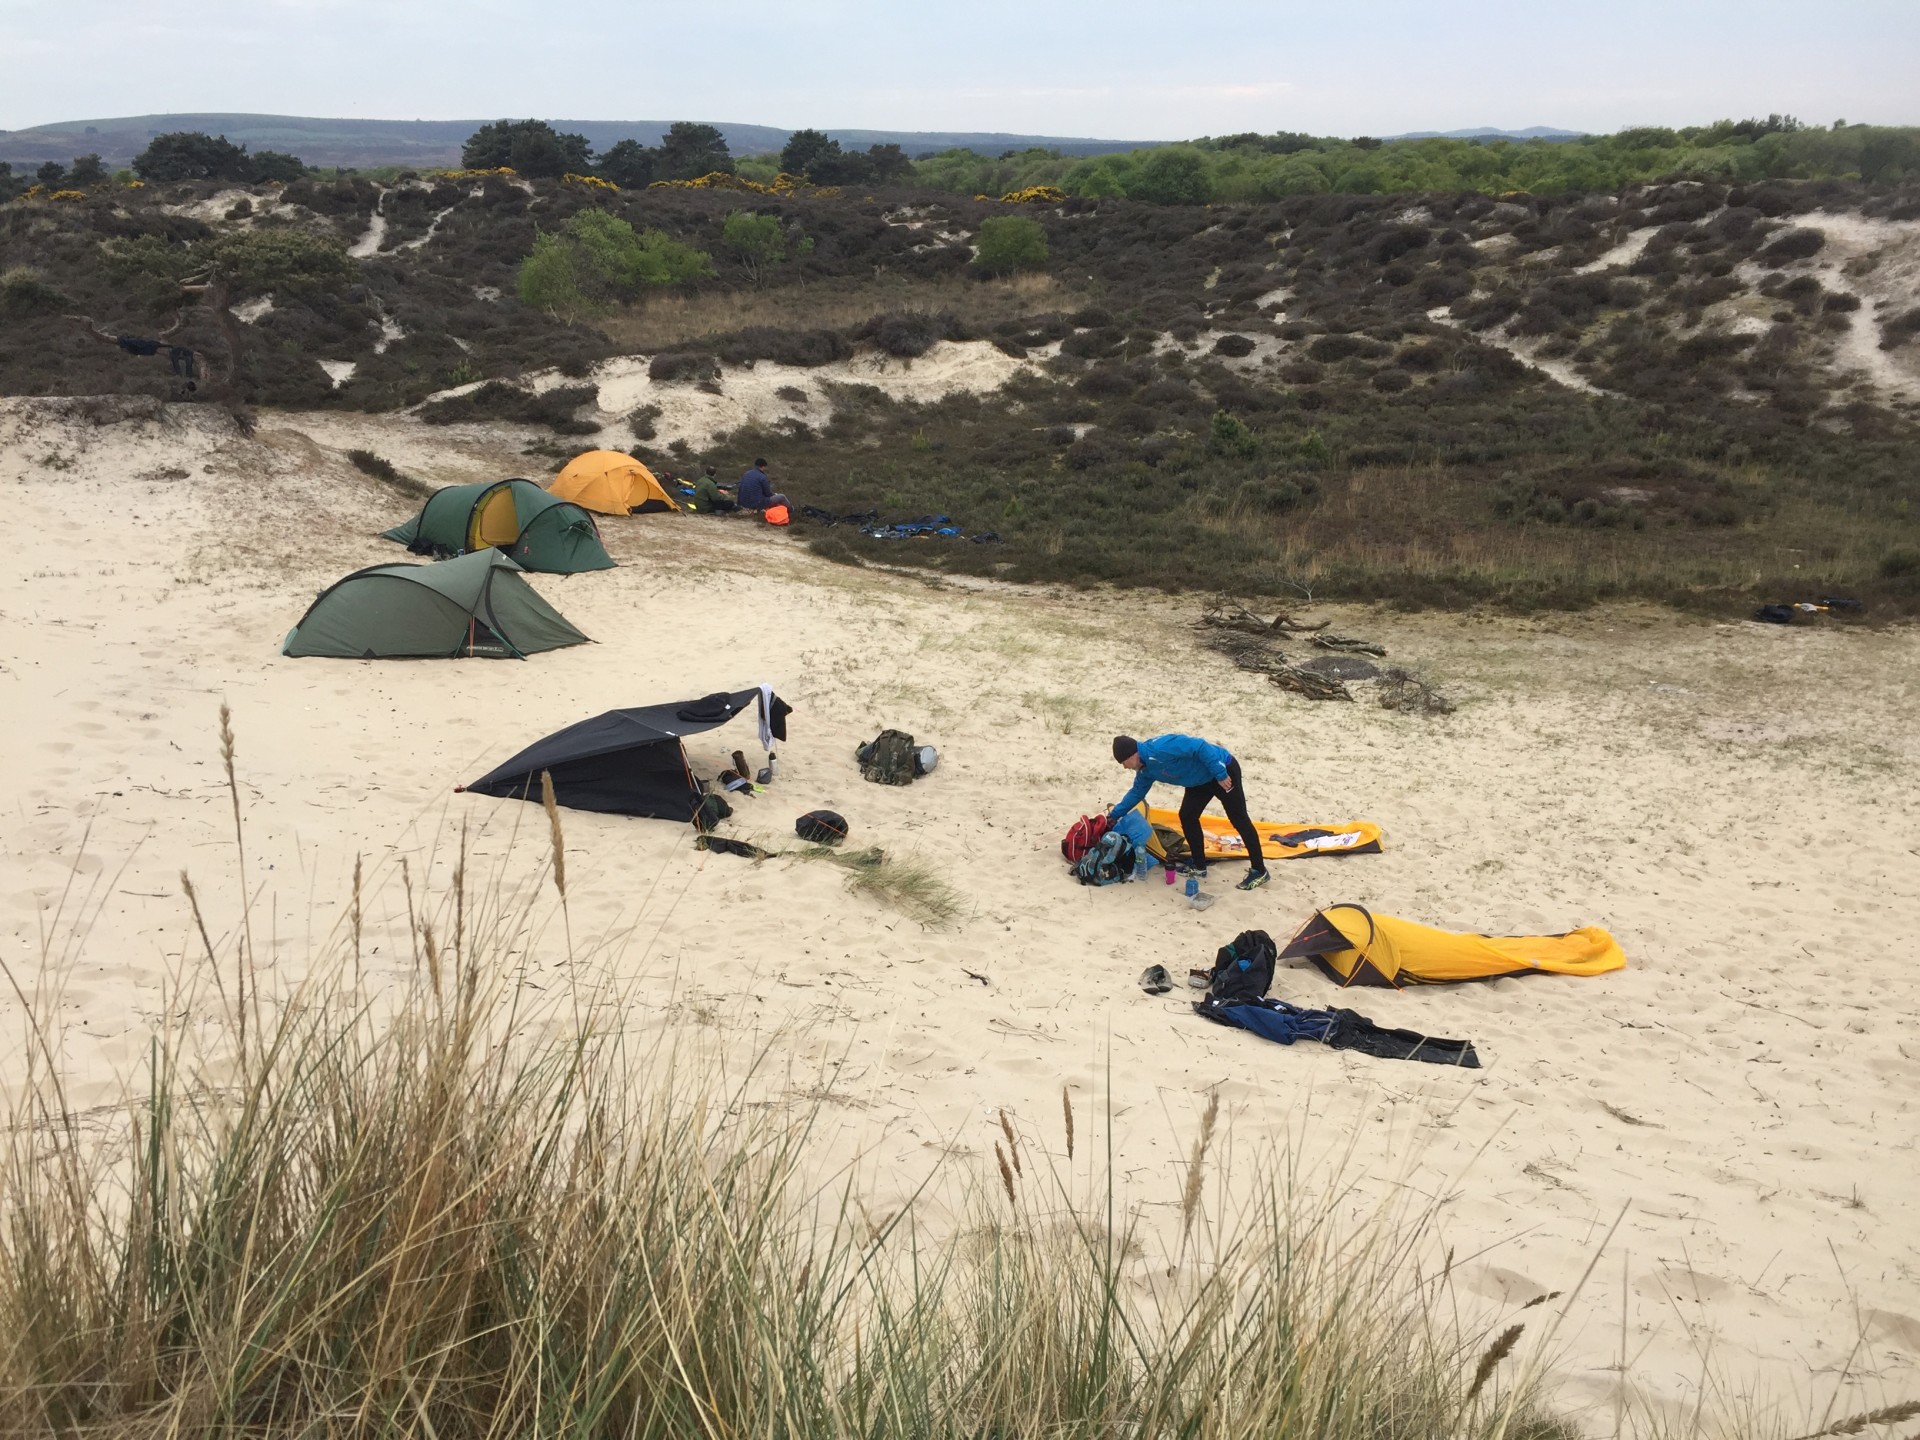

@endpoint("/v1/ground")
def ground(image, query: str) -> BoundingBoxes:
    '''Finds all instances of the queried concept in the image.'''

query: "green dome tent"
[381,479,613,574]
[283,550,591,660]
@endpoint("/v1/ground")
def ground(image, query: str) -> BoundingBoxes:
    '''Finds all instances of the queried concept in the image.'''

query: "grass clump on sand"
[0,717,1580,1439]
[806,842,965,927]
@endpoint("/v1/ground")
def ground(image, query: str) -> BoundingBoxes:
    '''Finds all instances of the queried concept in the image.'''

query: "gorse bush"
[0,720,1581,1439]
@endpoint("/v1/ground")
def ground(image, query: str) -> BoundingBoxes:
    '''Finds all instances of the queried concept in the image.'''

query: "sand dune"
[2,396,1916,1426]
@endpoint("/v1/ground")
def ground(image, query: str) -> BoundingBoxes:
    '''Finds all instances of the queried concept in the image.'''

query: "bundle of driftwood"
[1197,602,1452,712]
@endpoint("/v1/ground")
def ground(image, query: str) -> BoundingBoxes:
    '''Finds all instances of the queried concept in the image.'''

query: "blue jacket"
[738,467,773,509]
[1108,734,1234,819]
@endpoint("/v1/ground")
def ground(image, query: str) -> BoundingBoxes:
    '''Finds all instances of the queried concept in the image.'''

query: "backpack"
[764,503,791,526]
[1205,930,1278,1004]
[858,729,919,786]
[1074,830,1137,886]
[1061,813,1111,864]
[691,792,733,834]
[795,809,849,844]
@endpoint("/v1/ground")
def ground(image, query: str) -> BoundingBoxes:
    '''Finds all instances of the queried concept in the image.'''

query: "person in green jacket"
[690,465,738,514]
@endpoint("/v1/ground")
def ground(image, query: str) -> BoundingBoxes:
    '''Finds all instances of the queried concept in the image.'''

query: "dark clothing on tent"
[1195,995,1480,1068]
[117,335,162,357]
[1177,759,1265,872]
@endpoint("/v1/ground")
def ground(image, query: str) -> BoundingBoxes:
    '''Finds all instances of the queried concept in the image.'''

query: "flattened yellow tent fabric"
[1281,904,1626,988]
[550,450,680,515]
[1142,807,1383,861]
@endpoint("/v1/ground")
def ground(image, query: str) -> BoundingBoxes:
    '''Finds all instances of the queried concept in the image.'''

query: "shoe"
[1138,964,1173,995]
[1236,869,1271,892]
[1175,860,1209,878]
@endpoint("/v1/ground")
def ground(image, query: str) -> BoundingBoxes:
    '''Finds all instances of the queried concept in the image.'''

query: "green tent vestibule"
[283,549,591,660]
[382,478,614,574]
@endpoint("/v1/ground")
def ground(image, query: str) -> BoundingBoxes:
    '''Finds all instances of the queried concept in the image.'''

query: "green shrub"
[974,216,1049,276]
[1880,545,1920,580]
[1209,410,1261,458]
[0,266,69,317]
[518,211,713,321]
[721,210,787,283]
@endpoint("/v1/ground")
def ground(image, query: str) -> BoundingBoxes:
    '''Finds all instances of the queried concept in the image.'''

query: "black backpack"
[691,793,733,834]
[1205,930,1277,1004]
[1074,830,1137,886]
[858,729,919,786]
[795,810,849,844]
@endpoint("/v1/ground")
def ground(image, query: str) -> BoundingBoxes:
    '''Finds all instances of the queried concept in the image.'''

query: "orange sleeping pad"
[1141,807,1383,862]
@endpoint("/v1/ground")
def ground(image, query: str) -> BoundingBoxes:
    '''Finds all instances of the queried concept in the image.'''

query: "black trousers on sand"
[1179,759,1266,872]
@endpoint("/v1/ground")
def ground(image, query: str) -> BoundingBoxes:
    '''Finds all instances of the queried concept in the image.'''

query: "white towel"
[756,682,775,752]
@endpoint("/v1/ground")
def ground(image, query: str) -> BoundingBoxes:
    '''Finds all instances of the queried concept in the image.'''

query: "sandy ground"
[2,396,1917,1429]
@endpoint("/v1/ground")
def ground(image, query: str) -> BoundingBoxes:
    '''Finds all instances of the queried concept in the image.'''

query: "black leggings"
[1179,759,1265,871]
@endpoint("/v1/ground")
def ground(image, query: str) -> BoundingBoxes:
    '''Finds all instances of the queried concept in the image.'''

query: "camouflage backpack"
[858,729,919,786]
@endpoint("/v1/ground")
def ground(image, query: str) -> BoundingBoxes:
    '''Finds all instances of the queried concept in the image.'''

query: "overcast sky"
[2,0,1915,137]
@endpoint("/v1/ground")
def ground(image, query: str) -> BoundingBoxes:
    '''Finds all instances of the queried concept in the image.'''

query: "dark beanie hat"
[1112,735,1139,762]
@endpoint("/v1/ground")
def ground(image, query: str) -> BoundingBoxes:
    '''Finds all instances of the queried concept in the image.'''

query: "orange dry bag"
[764,503,791,526]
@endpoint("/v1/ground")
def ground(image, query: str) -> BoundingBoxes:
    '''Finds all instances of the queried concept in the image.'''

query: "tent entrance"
[464,617,511,657]
[471,486,521,550]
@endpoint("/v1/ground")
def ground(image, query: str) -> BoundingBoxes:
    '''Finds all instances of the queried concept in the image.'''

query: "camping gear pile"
[857,730,937,786]
[1753,597,1863,624]
[1191,931,1482,1067]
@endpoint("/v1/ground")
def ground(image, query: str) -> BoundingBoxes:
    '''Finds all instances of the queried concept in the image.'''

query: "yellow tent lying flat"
[1281,904,1626,987]
[1142,807,1383,862]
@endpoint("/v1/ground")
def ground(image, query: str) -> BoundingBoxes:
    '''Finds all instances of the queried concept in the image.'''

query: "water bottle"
[1163,865,1176,885]
[1184,877,1199,901]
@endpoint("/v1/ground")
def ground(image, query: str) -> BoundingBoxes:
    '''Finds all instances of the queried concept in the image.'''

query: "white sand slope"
[1,397,1917,1426]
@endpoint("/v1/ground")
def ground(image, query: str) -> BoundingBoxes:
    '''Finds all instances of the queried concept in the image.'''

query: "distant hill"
[1387,126,1587,142]
[0,113,1163,170]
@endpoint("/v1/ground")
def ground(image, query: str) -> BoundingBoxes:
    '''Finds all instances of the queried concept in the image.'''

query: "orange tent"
[549,450,679,515]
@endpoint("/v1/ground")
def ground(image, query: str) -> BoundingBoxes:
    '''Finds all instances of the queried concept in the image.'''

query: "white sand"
[2,397,1917,1426]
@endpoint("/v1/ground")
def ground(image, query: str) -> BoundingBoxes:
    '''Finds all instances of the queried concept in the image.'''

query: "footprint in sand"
[1865,1308,1920,1351]
[1460,1264,1551,1307]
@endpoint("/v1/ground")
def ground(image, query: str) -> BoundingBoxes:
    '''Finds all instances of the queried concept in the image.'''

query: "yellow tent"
[1281,904,1626,988]
[550,450,680,515]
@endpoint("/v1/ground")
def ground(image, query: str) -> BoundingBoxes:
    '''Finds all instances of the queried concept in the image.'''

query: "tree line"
[460,119,913,187]
[911,117,1920,203]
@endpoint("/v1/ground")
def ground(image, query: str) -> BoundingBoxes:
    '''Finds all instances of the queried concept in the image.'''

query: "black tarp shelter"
[460,687,790,820]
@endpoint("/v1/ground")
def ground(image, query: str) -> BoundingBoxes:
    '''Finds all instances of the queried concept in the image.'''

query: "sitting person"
[737,457,789,513]
[690,465,738,513]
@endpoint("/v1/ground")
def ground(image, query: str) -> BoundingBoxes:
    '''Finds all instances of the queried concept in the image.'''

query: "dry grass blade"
[539,768,566,901]
[999,1110,1021,1174]
[1466,1324,1525,1404]
[1788,1403,1920,1440]
[1062,1086,1075,1162]
[1182,1091,1220,1240]
[995,1141,1017,1204]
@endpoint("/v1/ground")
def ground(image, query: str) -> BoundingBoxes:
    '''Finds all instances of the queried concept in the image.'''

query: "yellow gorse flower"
[998,185,1068,204]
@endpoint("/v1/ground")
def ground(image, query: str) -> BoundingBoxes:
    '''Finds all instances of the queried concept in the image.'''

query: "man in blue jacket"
[1108,734,1269,890]
[737,457,788,512]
